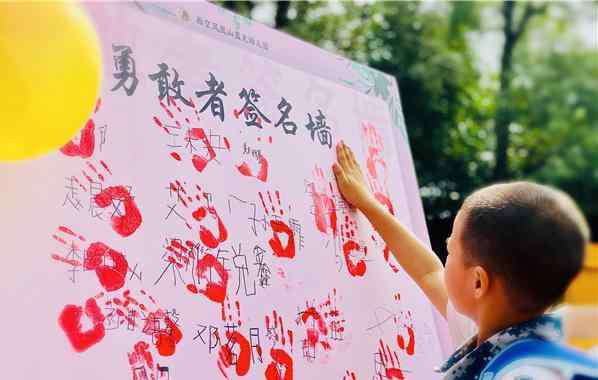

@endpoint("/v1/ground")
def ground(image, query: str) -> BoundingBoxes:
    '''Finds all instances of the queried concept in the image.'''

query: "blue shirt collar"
[438,313,563,378]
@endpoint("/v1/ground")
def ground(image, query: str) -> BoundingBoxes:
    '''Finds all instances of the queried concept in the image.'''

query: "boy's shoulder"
[439,314,563,380]
[479,337,598,380]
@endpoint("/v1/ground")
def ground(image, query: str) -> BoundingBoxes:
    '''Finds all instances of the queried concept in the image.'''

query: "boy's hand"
[332,141,374,210]
[333,142,448,318]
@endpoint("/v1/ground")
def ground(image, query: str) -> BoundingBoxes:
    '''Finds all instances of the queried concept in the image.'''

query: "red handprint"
[308,165,338,237]
[377,339,405,379]
[153,97,230,173]
[297,289,345,361]
[187,253,229,304]
[61,119,96,158]
[264,310,294,380]
[60,98,101,158]
[362,121,387,182]
[107,289,183,357]
[265,348,293,380]
[193,204,228,249]
[67,159,143,238]
[340,214,367,277]
[362,122,399,273]
[51,226,129,292]
[94,185,142,238]
[259,190,296,259]
[300,307,330,354]
[189,127,218,172]
[395,311,415,356]
[236,137,271,182]
[142,309,183,357]
[128,341,156,380]
[58,295,106,353]
[217,330,251,378]
[343,370,357,380]
[236,155,268,182]
[216,299,254,378]
[168,181,228,249]
[84,242,129,292]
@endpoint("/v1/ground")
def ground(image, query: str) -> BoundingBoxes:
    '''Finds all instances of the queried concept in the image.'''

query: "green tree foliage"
[214,1,598,257]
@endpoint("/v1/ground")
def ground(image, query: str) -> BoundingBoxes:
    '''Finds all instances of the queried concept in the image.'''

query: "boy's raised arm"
[332,141,449,318]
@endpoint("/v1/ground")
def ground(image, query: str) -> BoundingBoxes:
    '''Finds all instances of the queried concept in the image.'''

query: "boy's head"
[445,181,590,320]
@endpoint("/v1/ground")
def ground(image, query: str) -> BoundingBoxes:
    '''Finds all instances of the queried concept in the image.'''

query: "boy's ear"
[472,265,490,299]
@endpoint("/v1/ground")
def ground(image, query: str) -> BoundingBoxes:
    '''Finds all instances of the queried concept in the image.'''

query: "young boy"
[332,141,591,379]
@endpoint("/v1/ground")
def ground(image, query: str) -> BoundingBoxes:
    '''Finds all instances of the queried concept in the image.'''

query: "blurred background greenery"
[215,0,598,262]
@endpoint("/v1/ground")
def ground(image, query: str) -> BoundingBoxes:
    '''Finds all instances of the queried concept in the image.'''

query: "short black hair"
[461,181,590,314]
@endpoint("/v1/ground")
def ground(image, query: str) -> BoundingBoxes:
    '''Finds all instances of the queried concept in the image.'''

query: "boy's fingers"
[332,162,345,178]
[337,143,350,170]
[340,141,359,172]
[340,142,352,167]
[336,142,344,162]
[346,144,359,168]
[332,163,347,185]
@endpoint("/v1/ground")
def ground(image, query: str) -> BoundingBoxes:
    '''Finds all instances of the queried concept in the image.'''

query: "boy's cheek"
[445,254,462,289]
[445,259,474,317]
[444,259,460,302]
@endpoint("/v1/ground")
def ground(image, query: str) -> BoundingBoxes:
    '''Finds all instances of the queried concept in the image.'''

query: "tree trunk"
[275,1,291,29]
[493,1,516,180]
[493,1,546,180]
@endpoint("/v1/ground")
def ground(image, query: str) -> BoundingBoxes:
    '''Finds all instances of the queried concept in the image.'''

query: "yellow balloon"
[0,2,102,161]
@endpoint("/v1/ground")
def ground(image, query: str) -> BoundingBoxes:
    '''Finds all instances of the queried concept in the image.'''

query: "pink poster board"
[0,2,450,379]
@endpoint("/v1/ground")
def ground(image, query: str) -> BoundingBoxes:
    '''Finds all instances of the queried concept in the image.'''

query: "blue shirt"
[437,314,563,380]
